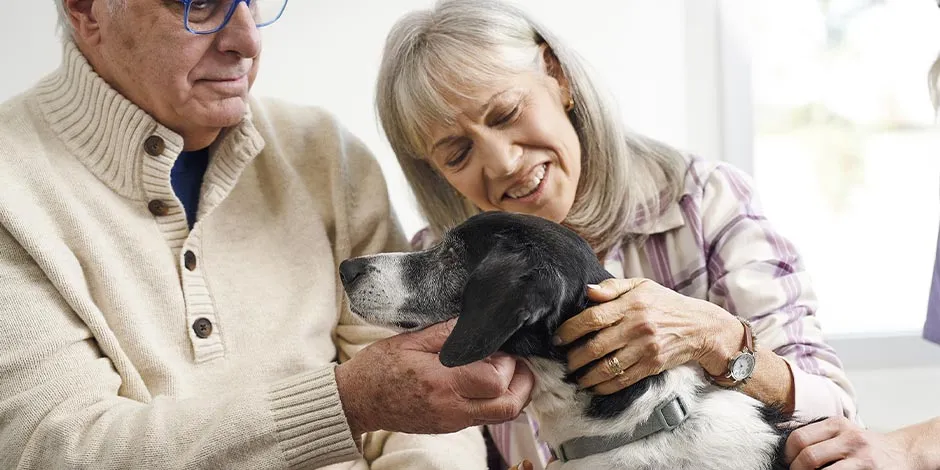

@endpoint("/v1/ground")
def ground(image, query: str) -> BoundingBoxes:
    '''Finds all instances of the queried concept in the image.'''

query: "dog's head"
[340,211,612,367]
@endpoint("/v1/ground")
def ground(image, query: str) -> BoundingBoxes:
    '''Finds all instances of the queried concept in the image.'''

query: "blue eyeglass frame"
[179,0,289,35]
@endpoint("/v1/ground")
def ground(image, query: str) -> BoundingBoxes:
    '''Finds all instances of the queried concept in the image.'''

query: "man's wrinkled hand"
[335,319,535,436]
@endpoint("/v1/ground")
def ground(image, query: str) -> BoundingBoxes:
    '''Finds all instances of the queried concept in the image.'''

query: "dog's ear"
[439,238,559,367]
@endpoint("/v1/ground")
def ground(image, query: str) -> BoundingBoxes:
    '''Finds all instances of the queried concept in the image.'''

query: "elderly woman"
[375,0,859,467]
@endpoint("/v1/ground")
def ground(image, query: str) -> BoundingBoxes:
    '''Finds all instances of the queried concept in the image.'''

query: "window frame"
[689,0,936,365]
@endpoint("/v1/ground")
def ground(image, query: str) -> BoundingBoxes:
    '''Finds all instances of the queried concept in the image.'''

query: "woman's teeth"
[507,164,547,199]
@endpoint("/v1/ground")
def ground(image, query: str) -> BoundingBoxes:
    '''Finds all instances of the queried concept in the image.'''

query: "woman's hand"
[786,416,919,470]
[552,278,743,395]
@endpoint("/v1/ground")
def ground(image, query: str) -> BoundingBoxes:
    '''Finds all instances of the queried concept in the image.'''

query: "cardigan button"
[184,251,197,271]
[192,318,213,339]
[143,136,165,156]
[148,200,170,217]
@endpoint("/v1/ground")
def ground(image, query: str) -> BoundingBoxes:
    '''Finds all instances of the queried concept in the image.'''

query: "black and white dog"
[340,211,796,469]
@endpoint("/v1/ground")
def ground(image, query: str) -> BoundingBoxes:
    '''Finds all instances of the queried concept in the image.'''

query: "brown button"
[143,136,165,156]
[184,251,197,271]
[192,317,213,339]
[148,200,169,217]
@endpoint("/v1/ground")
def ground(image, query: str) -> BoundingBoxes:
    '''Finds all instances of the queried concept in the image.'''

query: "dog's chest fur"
[525,358,786,470]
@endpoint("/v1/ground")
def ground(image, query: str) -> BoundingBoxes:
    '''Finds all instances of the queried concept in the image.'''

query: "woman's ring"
[606,355,624,376]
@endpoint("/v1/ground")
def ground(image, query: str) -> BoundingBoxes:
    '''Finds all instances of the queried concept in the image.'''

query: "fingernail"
[551,335,563,346]
[587,284,601,291]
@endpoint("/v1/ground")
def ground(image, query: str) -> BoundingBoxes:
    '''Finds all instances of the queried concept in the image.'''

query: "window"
[743,0,940,336]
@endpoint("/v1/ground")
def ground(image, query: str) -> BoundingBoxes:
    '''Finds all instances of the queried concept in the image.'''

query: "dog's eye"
[437,244,460,263]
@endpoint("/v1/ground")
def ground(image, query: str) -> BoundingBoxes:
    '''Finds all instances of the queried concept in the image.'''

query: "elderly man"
[0,0,533,468]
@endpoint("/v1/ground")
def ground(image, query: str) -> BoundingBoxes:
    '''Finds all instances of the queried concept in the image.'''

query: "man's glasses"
[179,0,288,35]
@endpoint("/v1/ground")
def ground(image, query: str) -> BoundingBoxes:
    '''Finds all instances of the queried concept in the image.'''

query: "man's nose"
[215,2,262,59]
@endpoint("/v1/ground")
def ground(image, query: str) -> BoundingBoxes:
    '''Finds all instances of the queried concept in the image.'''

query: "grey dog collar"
[553,396,690,462]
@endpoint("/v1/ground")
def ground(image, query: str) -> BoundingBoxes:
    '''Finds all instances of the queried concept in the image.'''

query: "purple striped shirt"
[411,156,858,468]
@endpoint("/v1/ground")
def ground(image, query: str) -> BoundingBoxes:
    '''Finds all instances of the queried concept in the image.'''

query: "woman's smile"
[503,162,549,202]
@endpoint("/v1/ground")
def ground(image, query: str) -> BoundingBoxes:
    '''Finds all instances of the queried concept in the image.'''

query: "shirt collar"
[626,197,687,235]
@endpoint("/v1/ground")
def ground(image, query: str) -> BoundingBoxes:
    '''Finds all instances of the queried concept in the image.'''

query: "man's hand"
[335,319,535,436]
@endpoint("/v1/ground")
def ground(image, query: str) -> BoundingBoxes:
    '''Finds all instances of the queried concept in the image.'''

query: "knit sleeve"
[699,162,858,422]
[329,127,487,469]
[0,223,361,469]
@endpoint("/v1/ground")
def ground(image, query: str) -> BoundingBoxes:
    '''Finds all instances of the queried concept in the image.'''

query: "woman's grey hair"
[375,0,687,254]
[54,0,125,39]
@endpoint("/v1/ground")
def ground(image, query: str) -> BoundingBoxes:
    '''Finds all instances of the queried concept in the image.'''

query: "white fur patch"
[525,359,782,470]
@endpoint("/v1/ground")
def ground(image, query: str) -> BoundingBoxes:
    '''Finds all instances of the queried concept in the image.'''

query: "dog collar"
[552,395,690,462]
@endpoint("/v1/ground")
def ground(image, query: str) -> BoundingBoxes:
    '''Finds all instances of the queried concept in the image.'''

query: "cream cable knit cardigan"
[0,41,485,469]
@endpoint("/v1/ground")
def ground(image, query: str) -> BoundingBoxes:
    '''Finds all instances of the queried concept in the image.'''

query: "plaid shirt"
[411,156,858,468]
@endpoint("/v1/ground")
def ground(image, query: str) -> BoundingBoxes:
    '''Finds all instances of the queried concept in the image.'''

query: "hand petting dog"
[553,278,743,395]
[335,319,535,436]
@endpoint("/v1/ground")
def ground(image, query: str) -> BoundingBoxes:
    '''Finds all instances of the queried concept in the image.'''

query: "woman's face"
[424,70,582,224]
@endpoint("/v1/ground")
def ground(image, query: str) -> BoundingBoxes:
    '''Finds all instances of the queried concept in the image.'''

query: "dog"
[340,211,798,469]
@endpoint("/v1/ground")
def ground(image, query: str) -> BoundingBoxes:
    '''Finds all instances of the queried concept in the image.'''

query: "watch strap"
[706,317,756,388]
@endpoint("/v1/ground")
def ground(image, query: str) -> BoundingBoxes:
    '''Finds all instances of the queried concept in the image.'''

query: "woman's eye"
[491,106,519,126]
[190,0,213,10]
[445,146,471,169]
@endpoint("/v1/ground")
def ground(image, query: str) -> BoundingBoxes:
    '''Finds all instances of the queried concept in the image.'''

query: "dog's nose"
[339,258,369,288]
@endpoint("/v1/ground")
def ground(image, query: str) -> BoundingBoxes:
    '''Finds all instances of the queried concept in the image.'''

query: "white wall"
[3,0,938,435]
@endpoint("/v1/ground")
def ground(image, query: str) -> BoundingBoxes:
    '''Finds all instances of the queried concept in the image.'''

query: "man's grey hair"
[54,0,125,39]
[375,0,686,255]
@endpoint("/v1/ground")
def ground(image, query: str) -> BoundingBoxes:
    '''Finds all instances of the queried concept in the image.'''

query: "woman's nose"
[481,141,524,179]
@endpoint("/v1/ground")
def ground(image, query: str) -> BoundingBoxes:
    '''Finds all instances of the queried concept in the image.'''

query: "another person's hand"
[335,319,535,436]
[786,416,918,470]
[553,278,743,395]
[508,460,533,470]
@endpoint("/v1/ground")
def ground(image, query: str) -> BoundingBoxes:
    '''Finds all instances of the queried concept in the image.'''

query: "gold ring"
[606,355,624,376]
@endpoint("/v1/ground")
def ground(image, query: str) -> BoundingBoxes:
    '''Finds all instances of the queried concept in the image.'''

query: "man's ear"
[439,238,559,367]
[65,0,102,43]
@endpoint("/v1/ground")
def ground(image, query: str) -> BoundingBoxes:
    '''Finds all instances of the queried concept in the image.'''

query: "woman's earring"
[566,96,575,112]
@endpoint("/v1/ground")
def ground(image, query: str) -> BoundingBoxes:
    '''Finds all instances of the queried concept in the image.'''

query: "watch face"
[730,353,756,381]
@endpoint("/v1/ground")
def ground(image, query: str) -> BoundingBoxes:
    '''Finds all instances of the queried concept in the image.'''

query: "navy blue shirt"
[170,148,210,229]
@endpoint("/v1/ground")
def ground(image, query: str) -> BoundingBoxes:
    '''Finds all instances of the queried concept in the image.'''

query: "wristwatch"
[707,317,756,388]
